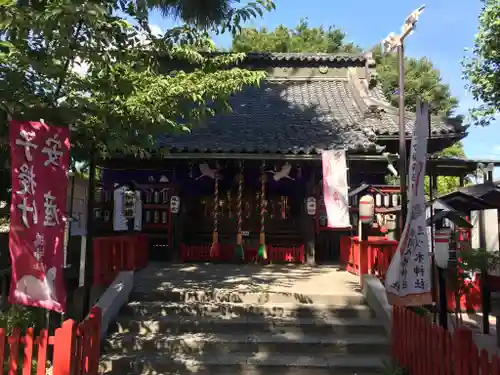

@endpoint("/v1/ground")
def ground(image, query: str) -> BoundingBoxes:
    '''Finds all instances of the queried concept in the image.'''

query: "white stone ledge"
[93,271,134,340]
[361,274,392,335]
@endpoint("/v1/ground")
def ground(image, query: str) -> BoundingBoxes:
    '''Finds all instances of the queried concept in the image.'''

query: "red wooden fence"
[93,234,148,286]
[340,236,398,283]
[0,307,101,375]
[392,306,500,375]
[180,243,305,263]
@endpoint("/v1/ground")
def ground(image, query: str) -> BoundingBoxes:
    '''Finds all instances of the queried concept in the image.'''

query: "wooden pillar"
[432,173,438,201]
[82,154,96,319]
[459,173,466,187]
[171,196,180,262]
[304,165,316,265]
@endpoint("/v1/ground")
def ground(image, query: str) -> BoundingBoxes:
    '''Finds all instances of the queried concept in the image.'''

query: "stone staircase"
[99,264,390,375]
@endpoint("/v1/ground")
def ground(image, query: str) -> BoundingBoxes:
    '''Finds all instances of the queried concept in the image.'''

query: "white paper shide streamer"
[385,101,432,306]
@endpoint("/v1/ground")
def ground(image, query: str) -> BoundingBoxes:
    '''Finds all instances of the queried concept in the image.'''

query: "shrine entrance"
[177,159,310,263]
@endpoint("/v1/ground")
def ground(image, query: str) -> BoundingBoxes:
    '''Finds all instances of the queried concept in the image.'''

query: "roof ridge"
[201,51,367,64]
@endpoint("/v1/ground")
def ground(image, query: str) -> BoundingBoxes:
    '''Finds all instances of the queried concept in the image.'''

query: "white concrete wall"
[484,209,499,252]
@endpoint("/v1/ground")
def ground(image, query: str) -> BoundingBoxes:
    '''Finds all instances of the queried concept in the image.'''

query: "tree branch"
[52,19,84,104]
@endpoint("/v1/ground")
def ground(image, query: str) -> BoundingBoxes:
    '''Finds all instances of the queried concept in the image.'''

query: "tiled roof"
[158,53,466,155]
[365,86,465,136]
[243,52,367,64]
[157,80,384,154]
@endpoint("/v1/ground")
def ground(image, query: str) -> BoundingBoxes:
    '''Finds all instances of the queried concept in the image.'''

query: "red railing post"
[454,328,473,375]
[22,328,34,375]
[53,320,76,375]
[36,329,48,375]
[93,238,101,285]
[392,306,399,366]
[88,307,102,375]
[130,235,138,270]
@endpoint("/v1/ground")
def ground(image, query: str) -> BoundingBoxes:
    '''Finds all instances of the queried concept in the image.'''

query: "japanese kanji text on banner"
[9,120,70,313]
[385,101,432,306]
[322,150,350,228]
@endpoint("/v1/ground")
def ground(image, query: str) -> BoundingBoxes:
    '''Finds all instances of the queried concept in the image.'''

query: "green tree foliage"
[232,18,359,54]
[232,20,457,115]
[0,0,275,159]
[462,0,500,126]
[425,142,467,197]
[372,46,458,116]
[0,0,274,204]
[231,21,466,195]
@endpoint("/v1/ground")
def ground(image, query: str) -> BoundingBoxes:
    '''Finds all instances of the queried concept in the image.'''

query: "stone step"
[129,288,365,305]
[99,352,388,375]
[111,314,386,336]
[121,301,376,320]
[104,331,389,356]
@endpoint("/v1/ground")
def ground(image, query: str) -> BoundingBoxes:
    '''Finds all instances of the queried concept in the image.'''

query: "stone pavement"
[101,263,389,374]
[133,262,362,295]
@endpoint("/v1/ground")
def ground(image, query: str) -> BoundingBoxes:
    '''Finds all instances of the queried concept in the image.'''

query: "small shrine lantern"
[435,228,452,269]
[359,194,375,225]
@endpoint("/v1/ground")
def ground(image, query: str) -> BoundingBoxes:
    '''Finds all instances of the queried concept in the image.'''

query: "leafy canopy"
[0,0,275,161]
[462,0,500,126]
[232,18,359,54]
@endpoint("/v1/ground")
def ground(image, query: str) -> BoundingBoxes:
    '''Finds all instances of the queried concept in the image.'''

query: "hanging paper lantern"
[392,193,399,207]
[383,194,390,207]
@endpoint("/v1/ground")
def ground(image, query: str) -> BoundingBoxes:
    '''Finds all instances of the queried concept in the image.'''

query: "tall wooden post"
[459,173,466,187]
[82,155,96,319]
[171,161,180,261]
[304,165,316,265]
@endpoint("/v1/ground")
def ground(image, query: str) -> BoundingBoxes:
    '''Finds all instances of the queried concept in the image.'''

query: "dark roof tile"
[158,52,466,154]
[243,52,366,64]
[157,80,384,154]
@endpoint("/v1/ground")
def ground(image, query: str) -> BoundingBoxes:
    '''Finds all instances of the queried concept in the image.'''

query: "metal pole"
[398,43,408,235]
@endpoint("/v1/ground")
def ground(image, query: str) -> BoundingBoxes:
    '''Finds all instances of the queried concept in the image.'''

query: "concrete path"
[135,262,362,296]
[451,312,500,356]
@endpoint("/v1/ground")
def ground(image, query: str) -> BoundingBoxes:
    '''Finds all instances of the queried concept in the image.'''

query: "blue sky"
[149,0,499,168]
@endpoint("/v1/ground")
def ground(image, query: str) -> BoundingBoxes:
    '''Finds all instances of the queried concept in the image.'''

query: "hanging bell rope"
[210,166,220,259]
[235,161,245,260]
[227,190,232,218]
[258,160,268,261]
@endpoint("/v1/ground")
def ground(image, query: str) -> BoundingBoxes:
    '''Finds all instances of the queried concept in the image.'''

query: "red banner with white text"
[8,120,70,313]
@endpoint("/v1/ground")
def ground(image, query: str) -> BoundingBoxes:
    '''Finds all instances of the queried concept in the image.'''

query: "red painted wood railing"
[268,245,305,263]
[93,234,148,286]
[393,306,500,375]
[180,243,305,263]
[340,236,398,283]
[0,307,101,375]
